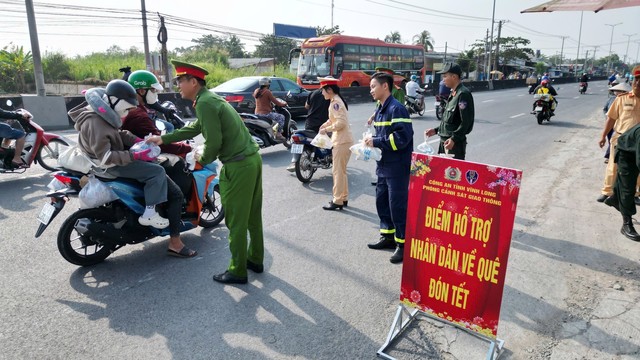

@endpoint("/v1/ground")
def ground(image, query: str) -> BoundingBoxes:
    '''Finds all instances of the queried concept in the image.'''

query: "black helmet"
[105,79,138,107]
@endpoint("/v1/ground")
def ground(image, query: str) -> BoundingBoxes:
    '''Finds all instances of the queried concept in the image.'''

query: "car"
[211,76,310,117]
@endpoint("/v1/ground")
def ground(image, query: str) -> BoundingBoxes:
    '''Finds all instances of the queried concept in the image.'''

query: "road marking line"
[573,96,580,99]
[425,109,435,112]
[510,113,525,118]
[518,94,525,97]
[482,99,495,103]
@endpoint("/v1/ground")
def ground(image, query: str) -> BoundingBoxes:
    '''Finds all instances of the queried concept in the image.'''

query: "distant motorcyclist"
[533,79,558,116]
[0,107,30,168]
[541,72,550,82]
[405,75,423,111]
[580,72,589,92]
[253,77,288,141]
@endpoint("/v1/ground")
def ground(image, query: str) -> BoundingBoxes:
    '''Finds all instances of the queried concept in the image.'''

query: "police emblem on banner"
[465,170,479,185]
[445,166,461,181]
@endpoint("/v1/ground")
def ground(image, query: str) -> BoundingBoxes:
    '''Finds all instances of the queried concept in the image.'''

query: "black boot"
[621,215,640,242]
[390,245,404,264]
[368,235,395,250]
[604,194,620,211]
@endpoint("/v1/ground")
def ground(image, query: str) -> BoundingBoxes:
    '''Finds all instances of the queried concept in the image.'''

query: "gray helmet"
[258,77,271,86]
[105,79,139,107]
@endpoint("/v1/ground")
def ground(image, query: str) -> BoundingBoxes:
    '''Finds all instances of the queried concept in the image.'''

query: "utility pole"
[583,50,589,73]
[141,0,151,71]
[493,20,503,76]
[559,36,567,68]
[444,42,448,63]
[487,0,496,80]
[623,33,637,66]
[25,0,45,96]
[575,11,583,76]
[484,29,489,80]
[157,13,172,91]
[331,0,334,28]
[636,41,640,64]
[605,22,622,73]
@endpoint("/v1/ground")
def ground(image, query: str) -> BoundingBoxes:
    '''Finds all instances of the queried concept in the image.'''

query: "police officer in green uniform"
[425,63,474,160]
[147,60,264,285]
[375,67,405,104]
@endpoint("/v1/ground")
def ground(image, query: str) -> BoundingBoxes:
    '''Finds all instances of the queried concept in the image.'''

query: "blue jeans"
[0,121,25,139]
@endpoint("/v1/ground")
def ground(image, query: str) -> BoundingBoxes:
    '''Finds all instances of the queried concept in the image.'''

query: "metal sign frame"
[377,304,505,360]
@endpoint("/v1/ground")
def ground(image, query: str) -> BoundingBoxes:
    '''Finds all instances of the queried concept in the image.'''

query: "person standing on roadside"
[598,65,640,204]
[425,63,475,160]
[317,77,354,211]
[364,71,413,264]
[147,60,264,285]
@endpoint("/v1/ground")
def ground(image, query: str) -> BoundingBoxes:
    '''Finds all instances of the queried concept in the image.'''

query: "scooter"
[0,100,70,173]
[148,101,186,130]
[34,161,224,266]
[532,93,553,125]
[289,129,332,183]
[240,102,297,150]
[434,95,447,120]
[579,82,588,94]
[405,87,426,116]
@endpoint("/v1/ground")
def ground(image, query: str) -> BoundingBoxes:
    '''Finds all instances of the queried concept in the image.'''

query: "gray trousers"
[105,161,168,206]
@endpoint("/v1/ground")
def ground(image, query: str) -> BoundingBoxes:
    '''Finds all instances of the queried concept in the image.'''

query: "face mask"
[145,90,158,105]
[109,96,136,118]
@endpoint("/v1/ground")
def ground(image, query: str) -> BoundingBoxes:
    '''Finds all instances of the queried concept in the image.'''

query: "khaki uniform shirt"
[608,92,640,135]
[322,95,354,146]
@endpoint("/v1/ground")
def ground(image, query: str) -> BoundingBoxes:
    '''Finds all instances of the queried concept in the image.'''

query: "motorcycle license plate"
[37,202,56,225]
[290,144,303,154]
[534,106,543,112]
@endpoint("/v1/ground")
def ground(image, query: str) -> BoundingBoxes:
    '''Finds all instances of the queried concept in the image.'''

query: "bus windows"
[344,44,359,53]
[360,45,375,54]
[374,62,388,69]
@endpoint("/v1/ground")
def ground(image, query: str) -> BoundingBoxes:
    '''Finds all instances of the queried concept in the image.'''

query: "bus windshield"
[297,53,331,78]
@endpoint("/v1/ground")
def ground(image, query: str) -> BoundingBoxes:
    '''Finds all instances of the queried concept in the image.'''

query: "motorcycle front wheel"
[295,148,316,183]
[199,184,224,228]
[57,208,115,266]
[36,138,70,172]
[283,122,298,150]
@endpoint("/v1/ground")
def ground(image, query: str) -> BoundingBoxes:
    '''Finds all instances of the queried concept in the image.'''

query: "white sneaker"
[138,213,169,229]
[286,163,295,172]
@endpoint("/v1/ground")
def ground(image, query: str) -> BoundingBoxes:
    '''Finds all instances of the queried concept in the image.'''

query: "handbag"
[57,145,98,173]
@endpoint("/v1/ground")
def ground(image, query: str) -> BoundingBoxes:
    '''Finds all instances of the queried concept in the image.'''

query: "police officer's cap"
[171,60,209,81]
[438,63,462,77]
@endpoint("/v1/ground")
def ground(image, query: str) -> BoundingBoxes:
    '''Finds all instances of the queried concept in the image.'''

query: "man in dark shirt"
[286,88,329,172]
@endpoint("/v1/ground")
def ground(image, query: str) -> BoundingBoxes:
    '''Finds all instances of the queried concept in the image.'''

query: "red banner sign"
[400,153,522,339]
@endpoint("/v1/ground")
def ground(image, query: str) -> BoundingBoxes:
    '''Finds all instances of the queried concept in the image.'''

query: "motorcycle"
[528,84,536,94]
[240,100,297,150]
[148,101,186,130]
[434,95,447,120]
[289,129,332,183]
[0,100,70,173]
[532,93,553,125]
[579,82,588,94]
[34,161,224,266]
[405,87,426,116]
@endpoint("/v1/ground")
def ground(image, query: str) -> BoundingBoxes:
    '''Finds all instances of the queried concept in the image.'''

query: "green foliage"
[316,25,342,36]
[177,34,246,59]
[535,62,547,75]
[413,31,434,52]
[253,35,299,66]
[0,44,33,93]
[67,48,145,82]
[457,50,477,76]
[497,36,534,64]
[384,31,402,44]
[43,52,72,82]
[179,47,229,66]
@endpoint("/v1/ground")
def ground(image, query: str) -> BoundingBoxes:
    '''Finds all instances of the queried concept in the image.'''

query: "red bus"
[290,34,426,90]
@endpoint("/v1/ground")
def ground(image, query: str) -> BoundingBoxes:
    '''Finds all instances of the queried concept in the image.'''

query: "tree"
[384,31,402,44]
[497,36,534,66]
[253,35,298,66]
[457,50,477,78]
[316,25,342,36]
[0,45,33,93]
[535,62,547,75]
[413,31,434,52]
[224,35,246,58]
[43,52,72,82]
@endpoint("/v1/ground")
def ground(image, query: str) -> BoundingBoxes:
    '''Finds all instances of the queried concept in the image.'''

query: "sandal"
[167,246,197,258]
[10,160,27,169]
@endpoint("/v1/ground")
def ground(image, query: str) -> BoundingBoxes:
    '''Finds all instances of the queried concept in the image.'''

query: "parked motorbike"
[240,101,297,150]
[532,93,553,125]
[434,95,447,120]
[34,161,224,266]
[289,129,332,183]
[0,100,70,173]
[579,82,588,94]
[405,87,426,116]
[148,101,186,130]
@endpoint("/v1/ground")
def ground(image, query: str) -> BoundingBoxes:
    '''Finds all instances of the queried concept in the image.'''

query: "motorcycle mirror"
[155,120,166,131]
[286,91,292,99]
[6,100,12,107]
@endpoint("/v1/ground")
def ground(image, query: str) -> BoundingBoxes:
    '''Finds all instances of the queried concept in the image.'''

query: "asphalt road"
[1,81,639,359]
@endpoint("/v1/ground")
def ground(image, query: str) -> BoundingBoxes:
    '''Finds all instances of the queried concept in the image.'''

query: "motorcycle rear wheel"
[199,184,224,228]
[536,112,545,125]
[57,208,115,266]
[295,148,315,183]
[36,138,70,172]
[418,104,425,116]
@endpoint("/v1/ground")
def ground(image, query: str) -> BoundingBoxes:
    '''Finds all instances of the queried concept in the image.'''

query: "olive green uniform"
[162,88,263,277]
[434,82,474,159]
[612,123,640,216]
[392,87,405,104]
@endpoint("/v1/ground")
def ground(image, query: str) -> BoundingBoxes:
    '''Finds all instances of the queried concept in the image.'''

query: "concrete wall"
[20,95,69,130]
[45,83,94,96]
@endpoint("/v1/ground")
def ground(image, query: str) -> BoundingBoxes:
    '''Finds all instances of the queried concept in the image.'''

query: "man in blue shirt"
[364,72,414,264]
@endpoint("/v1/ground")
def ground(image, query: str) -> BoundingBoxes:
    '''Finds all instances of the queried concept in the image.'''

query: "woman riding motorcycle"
[253,77,288,141]
[532,79,558,116]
